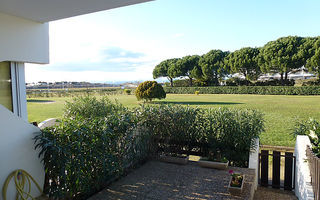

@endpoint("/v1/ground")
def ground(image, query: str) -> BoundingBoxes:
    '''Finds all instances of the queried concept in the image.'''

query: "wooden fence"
[259,150,296,190]
[306,145,320,200]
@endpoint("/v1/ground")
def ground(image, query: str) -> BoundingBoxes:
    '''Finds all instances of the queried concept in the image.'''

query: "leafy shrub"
[34,97,264,198]
[26,88,121,98]
[136,105,201,154]
[64,96,126,119]
[136,105,264,167]
[301,78,320,86]
[34,97,153,199]
[195,91,200,95]
[164,86,320,95]
[200,108,264,167]
[135,81,166,101]
[293,118,320,157]
[124,89,131,95]
[254,79,295,86]
[226,77,252,86]
[172,79,190,87]
[171,79,208,87]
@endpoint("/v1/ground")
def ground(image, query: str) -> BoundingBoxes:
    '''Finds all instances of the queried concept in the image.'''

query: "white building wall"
[0,105,44,200]
[248,138,259,190]
[0,12,49,64]
[294,135,314,200]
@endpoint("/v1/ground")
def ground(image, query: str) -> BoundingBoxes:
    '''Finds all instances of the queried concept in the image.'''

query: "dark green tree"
[301,37,320,79]
[135,81,166,102]
[153,59,179,87]
[225,47,261,81]
[259,36,304,82]
[199,50,229,86]
[169,55,200,86]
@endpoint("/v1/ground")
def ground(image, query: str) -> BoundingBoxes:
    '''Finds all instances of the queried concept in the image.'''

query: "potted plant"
[198,151,229,169]
[228,170,245,196]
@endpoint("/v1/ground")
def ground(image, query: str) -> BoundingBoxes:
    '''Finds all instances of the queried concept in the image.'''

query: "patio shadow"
[153,101,243,106]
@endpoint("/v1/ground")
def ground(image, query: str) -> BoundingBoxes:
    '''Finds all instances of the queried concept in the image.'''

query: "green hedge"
[27,88,122,98]
[164,86,320,95]
[137,105,264,167]
[34,97,264,199]
[34,97,153,199]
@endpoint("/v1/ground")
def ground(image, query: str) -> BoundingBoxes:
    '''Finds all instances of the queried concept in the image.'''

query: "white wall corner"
[294,135,315,200]
[249,137,259,190]
[0,105,44,200]
[0,12,49,64]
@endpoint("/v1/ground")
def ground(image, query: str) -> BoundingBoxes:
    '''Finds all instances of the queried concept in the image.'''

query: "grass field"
[27,94,320,147]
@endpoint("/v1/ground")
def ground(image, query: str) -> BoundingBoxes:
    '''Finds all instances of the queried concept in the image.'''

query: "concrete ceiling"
[0,0,153,23]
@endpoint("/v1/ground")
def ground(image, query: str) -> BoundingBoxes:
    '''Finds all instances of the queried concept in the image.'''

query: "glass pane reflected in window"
[0,62,13,111]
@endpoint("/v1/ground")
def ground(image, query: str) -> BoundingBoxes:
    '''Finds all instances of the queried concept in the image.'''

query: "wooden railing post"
[284,152,293,190]
[272,151,281,189]
[261,150,269,187]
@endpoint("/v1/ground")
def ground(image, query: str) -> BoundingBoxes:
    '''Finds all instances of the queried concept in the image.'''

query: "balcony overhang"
[0,0,153,23]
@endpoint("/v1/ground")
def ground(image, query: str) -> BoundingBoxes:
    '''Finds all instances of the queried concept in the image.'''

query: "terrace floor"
[89,160,256,200]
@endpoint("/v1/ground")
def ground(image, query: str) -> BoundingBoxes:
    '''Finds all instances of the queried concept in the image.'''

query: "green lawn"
[27,94,320,147]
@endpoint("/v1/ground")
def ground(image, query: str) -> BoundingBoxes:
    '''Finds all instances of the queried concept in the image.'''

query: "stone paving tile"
[253,187,298,200]
[89,160,257,200]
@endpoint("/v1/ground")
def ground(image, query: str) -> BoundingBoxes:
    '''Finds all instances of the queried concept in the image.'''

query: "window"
[0,61,13,111]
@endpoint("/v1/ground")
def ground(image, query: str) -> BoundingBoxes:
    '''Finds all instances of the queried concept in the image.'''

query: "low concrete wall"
[0,105,44,200]
[38,118,58,129]
[248,137,259,190]
[294,135,314,200]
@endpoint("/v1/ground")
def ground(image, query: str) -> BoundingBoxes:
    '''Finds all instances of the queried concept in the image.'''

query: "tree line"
[153,36,320,87]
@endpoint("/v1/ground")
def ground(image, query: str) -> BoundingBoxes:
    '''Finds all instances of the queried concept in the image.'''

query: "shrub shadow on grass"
[27,99,55,103]
[152,101,244,106]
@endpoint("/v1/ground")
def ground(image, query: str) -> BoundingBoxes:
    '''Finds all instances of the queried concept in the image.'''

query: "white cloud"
[25,11,192,83]
[172,33,184,38]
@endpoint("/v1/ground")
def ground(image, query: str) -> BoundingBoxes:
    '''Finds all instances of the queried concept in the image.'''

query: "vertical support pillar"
[272,151,281,188]
[284,152,293,190]
[261,150,269,187]
[11,62,28,121]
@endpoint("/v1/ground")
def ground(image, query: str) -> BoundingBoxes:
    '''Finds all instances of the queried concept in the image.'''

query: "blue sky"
[26,0,320,83]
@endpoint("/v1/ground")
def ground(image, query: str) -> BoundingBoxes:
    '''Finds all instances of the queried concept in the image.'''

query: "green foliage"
[254,79,295,86]
[136,105,202,154]
[135,81,166,101]
[200,108,264,167]
[259,36,304,81]
[124,89,131,95]
[225,47,261,81]
[34,97,153,199]
[153,36,320,87]
[167,79,206,87]
[195,91,200,95]
[225,77,252,86]
[173,55,201,86]
[34,96,265,198]
[164,86,320,95]
[64,96,126,119]
[199,50,229,85]
[300,78,320,86]
[293,118,320,157]
[27,88,120,98]
[136,105,264,167]
[303,37,320,78]
[153,58,179,87]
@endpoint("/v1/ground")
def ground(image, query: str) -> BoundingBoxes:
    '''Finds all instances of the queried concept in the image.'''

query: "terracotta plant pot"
[159,154,189,165]
[228,174,245,196]
[198,159,229,170]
